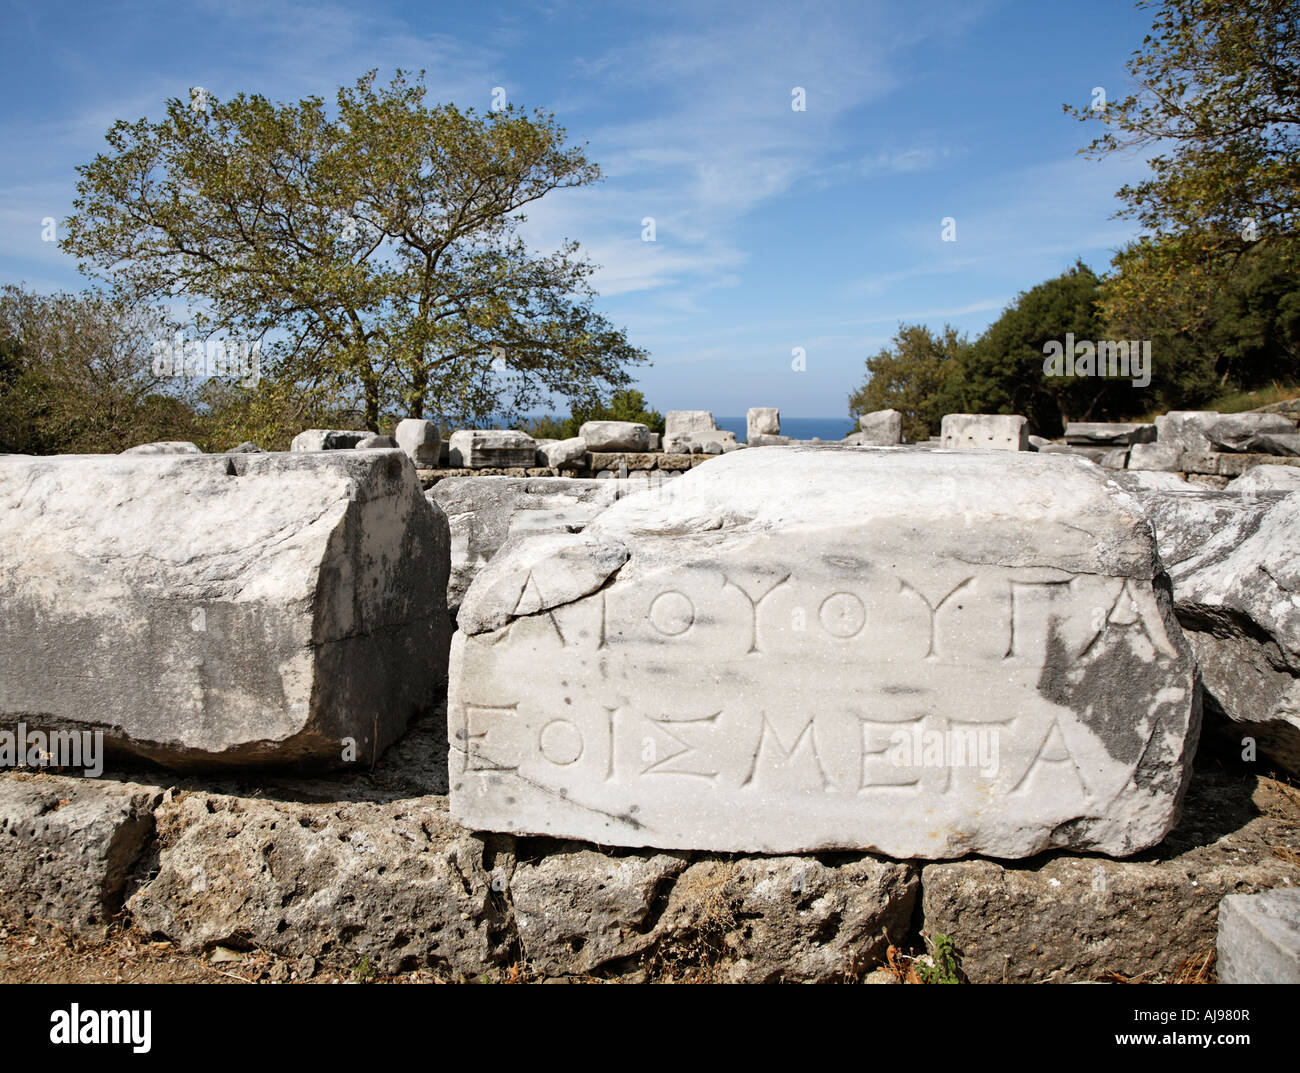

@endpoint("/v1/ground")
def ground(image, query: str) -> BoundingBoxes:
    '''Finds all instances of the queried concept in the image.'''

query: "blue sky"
[0,0,1159,417]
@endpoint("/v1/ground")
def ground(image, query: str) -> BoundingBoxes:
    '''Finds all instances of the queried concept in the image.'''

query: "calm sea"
[714,416,854,443]
[512,414,855,443]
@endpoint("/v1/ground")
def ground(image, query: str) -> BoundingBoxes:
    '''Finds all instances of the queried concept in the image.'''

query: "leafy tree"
[847,324,968,442]
[1071,0,1300,358]
[62,70,646,432]
[0,285,199,453]
[1070,0,1299,249]
[957,262,1133,435]
[1103,236,1300,404]
[524,388,664,440]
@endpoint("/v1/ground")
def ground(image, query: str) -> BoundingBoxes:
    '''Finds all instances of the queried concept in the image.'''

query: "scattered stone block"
[665,411,717,437]
[355,434,397,449]
[663,429,738,454]
[747,407,780,440]
[1158,411,1295,455]
[449,447,1198,857]
[395,418,440,466]
[940,414,1029,451]
[224,442,264,454]
[1207,412,1294,453]
[1099,447,1129,470]
[448,430,537,469]
[579,421,651,453]
[0,451,450,769]
[1218,888,1300,984]
[290,429,370,451]
[538,437,588,470]
[1065,422,1156,446]
[1128,442,1183,472]
[858,409,903,446]
[121,441,202,455]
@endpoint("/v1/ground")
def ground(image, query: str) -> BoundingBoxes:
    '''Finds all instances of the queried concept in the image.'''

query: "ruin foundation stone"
[448,446,1199,858]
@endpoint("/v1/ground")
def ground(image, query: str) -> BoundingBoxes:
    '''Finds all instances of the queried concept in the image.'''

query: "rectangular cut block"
[448,430,537,468]
[0,451,450,769]
[1128,442,1183,472]
[1065,422,1156,446]
[747,408,780,440]
[449,447,1198,858]
[665,410,717,437]
[579,421,651,452]
[940,414,1029,451]
[858,409,903,446]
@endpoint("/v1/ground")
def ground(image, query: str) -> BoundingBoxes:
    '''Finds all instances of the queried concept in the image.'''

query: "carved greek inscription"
[464,703,520,772]
[641,710,721,779]
[740,714,833,791]
[723,572,790,654]
[898,576,973,659]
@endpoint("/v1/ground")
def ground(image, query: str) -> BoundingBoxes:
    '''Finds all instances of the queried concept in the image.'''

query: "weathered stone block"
[1158,411,1295,455]
[121,441,202,455]
[663,429,738,454]
[395,418,440,466]
[746,408,780,440]
[1141,487,1300,773]
[449,447,1198,857]
[290,429,369,451]
[940,414,1029,451]
[538,437,587,469]
[430,477,622,610]
[448,430,537,469]
[858,409,903,446]
[1128,442,1183,472]
[1218,888,1300,984]
[1065,422,1156,446]
[0,451,449,769]
[580,421,651,453]
[355,434,397,449]
[665,410,717,437]
[128,792,495,976]
[0,776,160,938]
[1229,465,1300,495]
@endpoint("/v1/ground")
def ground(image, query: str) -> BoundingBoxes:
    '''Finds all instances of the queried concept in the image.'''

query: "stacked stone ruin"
[1,401,1298,981]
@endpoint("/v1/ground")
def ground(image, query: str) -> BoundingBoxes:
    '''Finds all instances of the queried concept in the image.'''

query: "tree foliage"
[847,324,967,442]
[0,285,198,454]
[62,70,646,431]
[1070,0,1299,249]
